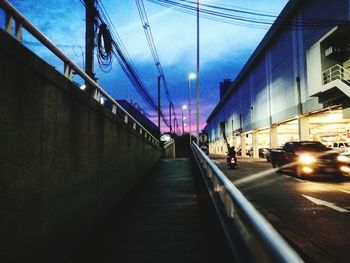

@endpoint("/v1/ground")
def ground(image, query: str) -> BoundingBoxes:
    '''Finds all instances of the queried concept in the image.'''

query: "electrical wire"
[146,0,350,28]
[135,0,179,133]
[93,0,171,128]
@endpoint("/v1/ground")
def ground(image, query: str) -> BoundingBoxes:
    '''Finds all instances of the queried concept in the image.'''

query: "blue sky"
[2,0,288,133]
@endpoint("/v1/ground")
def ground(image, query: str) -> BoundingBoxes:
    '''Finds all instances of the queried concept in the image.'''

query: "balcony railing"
[323,64,350,86]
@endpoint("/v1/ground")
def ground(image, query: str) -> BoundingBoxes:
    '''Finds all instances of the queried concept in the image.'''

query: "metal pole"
[182,107,184,135]
[196,0,200,145]
[85,0,95,94]
[158,76,161,138]
[296,76,303,139]
[188,77,192,145]
[169,103,172,133]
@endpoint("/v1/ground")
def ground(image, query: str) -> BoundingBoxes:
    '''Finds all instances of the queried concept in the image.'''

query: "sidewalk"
[66,158,213,263]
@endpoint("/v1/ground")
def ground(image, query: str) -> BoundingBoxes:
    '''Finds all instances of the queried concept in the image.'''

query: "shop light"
[324,112,342,122]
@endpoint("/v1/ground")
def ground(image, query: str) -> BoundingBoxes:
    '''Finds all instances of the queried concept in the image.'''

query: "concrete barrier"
[0,29,160,262]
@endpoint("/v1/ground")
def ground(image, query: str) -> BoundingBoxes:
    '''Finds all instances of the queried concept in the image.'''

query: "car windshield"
[295,142,327,152]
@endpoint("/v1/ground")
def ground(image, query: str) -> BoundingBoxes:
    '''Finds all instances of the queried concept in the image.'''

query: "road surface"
[212,156,350,262]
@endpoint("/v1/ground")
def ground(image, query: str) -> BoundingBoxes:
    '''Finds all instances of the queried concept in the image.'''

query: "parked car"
[247,147,270,158]
[266,147,282,162]
[269,141,350,177]
[259,148,270,158]
[331,142,350,153]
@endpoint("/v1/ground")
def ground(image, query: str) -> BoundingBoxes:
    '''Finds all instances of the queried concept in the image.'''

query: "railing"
[162,139,176,158]
[191,142,303,263]
[0,0,159,147]
[163,138,175,149]
[322,64,350,86]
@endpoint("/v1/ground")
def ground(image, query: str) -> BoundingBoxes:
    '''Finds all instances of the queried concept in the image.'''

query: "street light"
[182,105,187,135]
[188,73,196,144]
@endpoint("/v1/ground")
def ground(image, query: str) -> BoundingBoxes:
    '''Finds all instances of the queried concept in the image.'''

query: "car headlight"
[299,155,316,164]
[337,155,349,162]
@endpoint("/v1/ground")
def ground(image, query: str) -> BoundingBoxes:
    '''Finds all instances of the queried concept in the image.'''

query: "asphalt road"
[211,156,350,263]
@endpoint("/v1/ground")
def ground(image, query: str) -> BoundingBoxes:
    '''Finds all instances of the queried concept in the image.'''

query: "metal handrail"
[163,138,175,149]
[191,142,303,262]
[0,0,159,146]
[323,64,350,85]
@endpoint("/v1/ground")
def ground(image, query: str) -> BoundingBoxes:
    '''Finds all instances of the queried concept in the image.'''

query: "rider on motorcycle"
[226,145,237,168]
[228,145,236,157]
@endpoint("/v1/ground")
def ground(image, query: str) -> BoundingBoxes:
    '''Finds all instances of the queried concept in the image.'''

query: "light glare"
[299,155,316,164]
[337,155,349,162]
[188,73,196,80]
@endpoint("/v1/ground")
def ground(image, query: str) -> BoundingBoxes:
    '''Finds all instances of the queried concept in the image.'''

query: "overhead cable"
[146,0,350,28]
[84,0,171,128]
[135,0,179,132]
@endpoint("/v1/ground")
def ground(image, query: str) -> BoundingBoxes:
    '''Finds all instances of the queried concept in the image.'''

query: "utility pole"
[85,0,95,94]
[196,0,200,145]
[169,103,172,133]
[158,76,161,138]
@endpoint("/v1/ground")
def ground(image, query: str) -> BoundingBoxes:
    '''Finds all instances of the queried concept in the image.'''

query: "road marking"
[338,189,350,194]
[302,195,350,213]
[212,160,221,164]
[291,177,350,195]
[292,178,304,183]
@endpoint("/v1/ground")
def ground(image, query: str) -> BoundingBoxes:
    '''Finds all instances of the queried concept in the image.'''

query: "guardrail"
[191,142,303,263]
[323,64,350,86]
[0,0,159,147]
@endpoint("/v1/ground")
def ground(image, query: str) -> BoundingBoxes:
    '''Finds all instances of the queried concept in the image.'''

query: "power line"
[82,0,171,128]
[146,0,350,28]
[135,0,179,133]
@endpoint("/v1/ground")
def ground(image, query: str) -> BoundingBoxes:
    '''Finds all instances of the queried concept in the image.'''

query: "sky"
[1,0,288,134]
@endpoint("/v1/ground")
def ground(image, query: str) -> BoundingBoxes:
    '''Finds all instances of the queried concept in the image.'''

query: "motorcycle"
[226,155,237,168]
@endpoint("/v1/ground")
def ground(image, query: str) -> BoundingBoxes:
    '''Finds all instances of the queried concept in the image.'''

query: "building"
[205,0,350,158]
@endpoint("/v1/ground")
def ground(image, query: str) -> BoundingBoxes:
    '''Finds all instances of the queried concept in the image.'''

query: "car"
[259,148,270,158]
[266,148,282,162]
[269,141,350,177]
[247,147,270,158]
[331,142,350,153]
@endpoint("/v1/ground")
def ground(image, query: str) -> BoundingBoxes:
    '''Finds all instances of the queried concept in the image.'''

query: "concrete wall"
[0,29,160,262]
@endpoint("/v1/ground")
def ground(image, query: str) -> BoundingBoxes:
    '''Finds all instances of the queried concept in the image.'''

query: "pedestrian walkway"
[66,158,213,263]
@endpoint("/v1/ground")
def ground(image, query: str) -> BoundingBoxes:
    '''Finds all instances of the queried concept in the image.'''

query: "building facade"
[205,0,350,158]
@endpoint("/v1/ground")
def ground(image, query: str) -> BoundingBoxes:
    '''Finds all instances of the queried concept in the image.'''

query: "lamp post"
[188,73,196,145]
[182,105,187,135]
